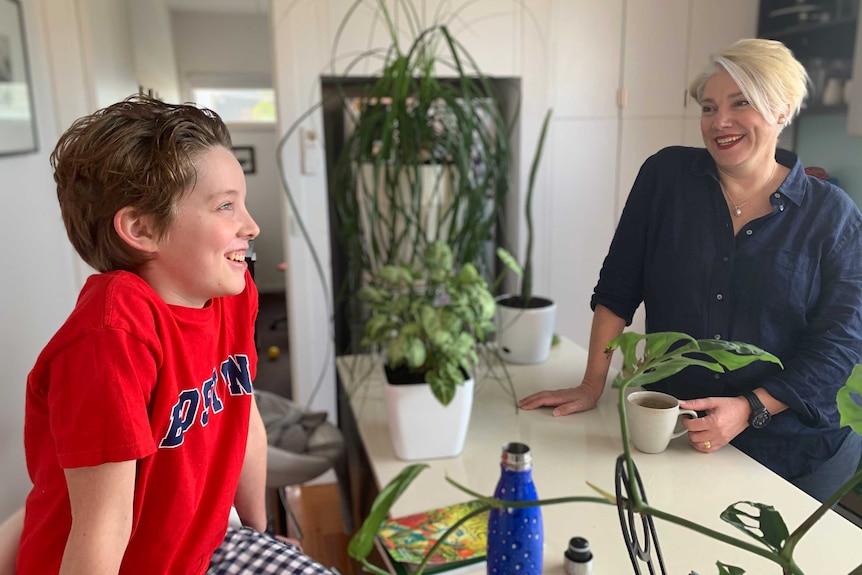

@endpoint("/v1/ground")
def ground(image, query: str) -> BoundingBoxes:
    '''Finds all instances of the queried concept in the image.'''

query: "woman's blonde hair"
[688,38,809,131]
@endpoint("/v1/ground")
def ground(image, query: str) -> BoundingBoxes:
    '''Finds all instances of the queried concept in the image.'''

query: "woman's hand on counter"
[518,382,602,416]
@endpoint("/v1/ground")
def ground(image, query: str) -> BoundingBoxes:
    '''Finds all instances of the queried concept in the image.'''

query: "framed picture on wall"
[232,146,256,174]
[0,0,38,156]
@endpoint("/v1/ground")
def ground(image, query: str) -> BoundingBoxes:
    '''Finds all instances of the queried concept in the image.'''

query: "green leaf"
[716,562,746,575]
[403,337,427,369]
[607,332,782,391]
[643,331,697,360]
[459,263,480,282]
[347,464,429,561]
[838,364,862,434]
[428,369,455,406]
[495,247,523,277]
[720,501,789,553]
[379,265,404,285]
[364,314,392,341]
[387,337,405,368]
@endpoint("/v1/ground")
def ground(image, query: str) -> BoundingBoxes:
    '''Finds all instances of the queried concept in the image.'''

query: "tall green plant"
[347,332,862,574]
[494,108,552,305]
[330,13,514,279]
[325,2,521,356]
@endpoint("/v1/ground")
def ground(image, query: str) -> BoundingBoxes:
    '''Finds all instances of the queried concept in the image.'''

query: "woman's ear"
[114,207,159,254]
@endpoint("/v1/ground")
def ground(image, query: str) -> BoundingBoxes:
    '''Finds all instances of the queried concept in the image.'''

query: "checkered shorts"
[207,527,337,575]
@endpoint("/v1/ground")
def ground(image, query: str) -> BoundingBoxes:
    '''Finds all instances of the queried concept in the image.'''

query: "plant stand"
[615,455,667,575]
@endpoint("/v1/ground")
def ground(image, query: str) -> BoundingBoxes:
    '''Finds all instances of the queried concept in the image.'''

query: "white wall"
[229,124,284,292]
[170,10,272,100]
[169,10,285,293]
[79,0,139,107]
[128,0,181,103]
[0,0,82,518]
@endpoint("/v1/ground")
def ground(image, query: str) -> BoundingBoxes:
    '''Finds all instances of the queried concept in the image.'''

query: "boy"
[17,96,333,574]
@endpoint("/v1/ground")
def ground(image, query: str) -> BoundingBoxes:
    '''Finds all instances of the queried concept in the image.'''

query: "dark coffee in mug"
[633,397,675,410]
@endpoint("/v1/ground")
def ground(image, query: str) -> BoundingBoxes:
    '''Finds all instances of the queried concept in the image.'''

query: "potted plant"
[347,331,862,575]
[326,5,516,354]
[359,241,496,460]
[495,108,557,364]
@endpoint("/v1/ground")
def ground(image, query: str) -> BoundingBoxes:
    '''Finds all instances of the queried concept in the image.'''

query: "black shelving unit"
[758,0,857,73]
[758,0,859,142]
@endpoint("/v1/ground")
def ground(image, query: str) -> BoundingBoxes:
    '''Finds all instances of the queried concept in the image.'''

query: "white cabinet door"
[548,119,619,349]
[552,0,624,118]
[685,0,759,117]
[622,0,690,117]
[683,116,705,148]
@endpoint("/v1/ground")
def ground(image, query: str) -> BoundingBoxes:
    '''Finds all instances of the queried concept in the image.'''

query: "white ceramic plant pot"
[495,295,557,364]
[383,376,474,460]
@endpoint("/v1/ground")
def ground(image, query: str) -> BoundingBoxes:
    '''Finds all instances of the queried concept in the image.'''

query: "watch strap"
[742,391,769,427]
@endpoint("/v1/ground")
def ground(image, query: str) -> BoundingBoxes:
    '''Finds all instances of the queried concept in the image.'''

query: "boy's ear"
[114,207,159,253]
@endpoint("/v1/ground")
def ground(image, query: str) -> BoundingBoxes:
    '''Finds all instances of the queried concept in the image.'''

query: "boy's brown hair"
[52,95,233,272]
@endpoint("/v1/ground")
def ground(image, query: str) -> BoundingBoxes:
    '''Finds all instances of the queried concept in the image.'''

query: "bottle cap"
[565,537,592,562]
[501,442,532,470]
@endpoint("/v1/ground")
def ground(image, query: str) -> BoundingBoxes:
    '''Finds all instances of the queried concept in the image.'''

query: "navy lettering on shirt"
[159,354,252,448]
[200,369,225,427]
[222,355,253,395]
[160,389,201,448]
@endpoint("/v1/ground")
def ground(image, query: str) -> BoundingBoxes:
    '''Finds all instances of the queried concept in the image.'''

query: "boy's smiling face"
[142,145,260,308]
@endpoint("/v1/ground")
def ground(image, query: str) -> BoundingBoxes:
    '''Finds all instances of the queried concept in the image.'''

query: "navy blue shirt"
[592,146,862,480]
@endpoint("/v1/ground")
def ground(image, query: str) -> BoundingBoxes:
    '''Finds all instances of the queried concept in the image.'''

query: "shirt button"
[714,373,721,379]
[716,293,723,301]
[723,255,729,262]
[746,229,753,236]
[714,334,722,340]
[773,192,781,198]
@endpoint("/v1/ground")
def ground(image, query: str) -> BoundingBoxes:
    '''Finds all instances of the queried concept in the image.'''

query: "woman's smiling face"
[699,68,781,173]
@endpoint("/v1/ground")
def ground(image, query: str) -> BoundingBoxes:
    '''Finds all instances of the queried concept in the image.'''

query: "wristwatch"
[742,391,771,429]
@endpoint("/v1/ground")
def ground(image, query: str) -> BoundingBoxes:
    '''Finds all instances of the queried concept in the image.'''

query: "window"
[192,88,276,123]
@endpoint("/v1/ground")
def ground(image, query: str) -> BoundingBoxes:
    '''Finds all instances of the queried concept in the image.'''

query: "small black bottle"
[563,536,593,575]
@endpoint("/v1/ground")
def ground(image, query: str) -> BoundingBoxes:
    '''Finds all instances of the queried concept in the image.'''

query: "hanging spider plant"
[327,2,516,352]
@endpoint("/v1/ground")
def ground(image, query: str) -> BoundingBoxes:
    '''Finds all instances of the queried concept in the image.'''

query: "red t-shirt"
[18,270,258,575]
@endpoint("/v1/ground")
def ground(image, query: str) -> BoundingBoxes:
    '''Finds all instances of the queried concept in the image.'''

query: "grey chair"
[254,389,347,539]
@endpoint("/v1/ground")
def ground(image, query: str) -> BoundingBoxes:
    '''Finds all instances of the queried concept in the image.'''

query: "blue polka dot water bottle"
[486,442,543,575]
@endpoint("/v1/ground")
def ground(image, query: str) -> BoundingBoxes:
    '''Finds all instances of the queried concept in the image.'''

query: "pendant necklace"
[720,161,777,217]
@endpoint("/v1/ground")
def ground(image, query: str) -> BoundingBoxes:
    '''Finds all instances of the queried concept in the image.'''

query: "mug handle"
[671,409,700,439]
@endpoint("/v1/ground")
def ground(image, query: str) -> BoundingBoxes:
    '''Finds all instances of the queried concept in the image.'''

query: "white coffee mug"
[626,390,699,454]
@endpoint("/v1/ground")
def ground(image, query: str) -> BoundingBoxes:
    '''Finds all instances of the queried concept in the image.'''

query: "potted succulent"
[359,241,496,460]
[495,108,557,364]
[347,331,862,575]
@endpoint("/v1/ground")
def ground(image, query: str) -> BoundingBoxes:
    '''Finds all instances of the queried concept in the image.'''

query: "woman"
[519,39,862,503]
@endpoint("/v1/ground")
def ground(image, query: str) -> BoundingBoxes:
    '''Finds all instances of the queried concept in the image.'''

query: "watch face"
[751,409,771,429]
